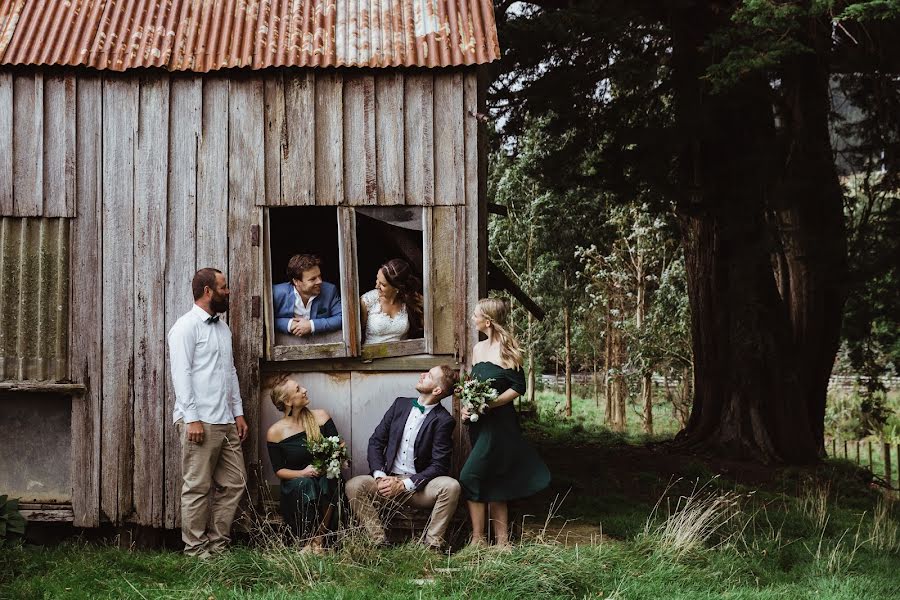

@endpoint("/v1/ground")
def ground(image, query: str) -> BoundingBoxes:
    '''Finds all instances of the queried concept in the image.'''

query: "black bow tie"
[205,315,219,324]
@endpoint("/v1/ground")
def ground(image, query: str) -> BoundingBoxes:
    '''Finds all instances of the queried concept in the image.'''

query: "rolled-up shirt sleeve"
[168,321,199,423]
[229,361,244,418]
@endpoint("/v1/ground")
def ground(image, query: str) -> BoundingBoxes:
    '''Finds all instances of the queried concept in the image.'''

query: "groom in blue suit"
[272,254,342,337]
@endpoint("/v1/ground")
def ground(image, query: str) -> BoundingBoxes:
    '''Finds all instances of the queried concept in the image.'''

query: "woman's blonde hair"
[477,297,523,369]
[270,380,322,442]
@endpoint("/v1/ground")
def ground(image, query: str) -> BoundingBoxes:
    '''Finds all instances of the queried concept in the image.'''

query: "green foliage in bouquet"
[455,374,498,423]
[306,436,350,479]
[0,495,26,545]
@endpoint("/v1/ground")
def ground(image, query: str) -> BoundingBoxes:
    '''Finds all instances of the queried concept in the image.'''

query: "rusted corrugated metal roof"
[0,0,500,71]
[0,217,68,382]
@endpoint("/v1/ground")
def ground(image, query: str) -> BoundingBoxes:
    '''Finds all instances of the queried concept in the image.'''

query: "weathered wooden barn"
[0,0,498,529]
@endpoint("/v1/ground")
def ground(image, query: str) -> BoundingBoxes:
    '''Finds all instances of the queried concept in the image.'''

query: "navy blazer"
[272,281,342,335]
[367,397,455,489]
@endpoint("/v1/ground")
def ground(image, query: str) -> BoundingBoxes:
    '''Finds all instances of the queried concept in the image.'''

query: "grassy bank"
[2,393,899,599]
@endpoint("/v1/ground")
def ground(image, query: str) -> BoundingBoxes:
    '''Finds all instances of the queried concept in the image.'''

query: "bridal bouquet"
[455,374,497,423]
[306,436,350,479]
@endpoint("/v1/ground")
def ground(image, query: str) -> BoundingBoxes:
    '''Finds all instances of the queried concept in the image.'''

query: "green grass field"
[2,390,899,599]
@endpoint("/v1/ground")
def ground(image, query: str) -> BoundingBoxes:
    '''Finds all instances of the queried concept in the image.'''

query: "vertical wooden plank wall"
[10,66,479,528]
[404,72,434,206]
[0,70,77,217]
[343,73,377,205]
[228,77,264,473]
[164,76,202,528]
[315,72,344,205]
[70,74,103,527]
[375,72,405,205]
[133,74,170,528]
[0,73,11,213]
[100,77,138,523]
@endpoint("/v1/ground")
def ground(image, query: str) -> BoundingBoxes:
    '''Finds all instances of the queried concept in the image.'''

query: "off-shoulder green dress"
[459,362,551,502]
[267,419,341,537]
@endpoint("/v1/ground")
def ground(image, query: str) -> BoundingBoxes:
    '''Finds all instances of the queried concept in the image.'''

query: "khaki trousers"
[345,475,460,548]
[177,420,246,556]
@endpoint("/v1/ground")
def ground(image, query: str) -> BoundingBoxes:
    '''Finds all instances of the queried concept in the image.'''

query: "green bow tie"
[412,399,426,413]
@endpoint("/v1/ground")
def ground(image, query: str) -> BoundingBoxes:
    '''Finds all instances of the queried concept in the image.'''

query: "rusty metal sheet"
[0,217,68,381]
[0,0,500,71]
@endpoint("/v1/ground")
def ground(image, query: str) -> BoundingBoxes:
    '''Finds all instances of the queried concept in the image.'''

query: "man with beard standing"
[168,268,249,558]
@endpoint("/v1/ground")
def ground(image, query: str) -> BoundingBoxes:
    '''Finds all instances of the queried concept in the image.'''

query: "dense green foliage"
[486,0,900,440]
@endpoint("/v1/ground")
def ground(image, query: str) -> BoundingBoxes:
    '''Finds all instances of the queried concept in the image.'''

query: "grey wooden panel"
[314,72,343,206]
[258,371,352,485]
[228,78,265,470]
[282,71,315,205]
[42,74,76,217]
[349,371,451,477]
[100,77,138,523]
[163,76,201,529]
[463,72,482,360]
[12,72,42,216]
[132,73,169,528]
[431,207,457,356]
[197,77,230,270]
[404,72,434,206]
[0,73,11,214]
[343,73,377,205]
[70,73,102,527]
[262,72,284,206]
[375,72,404,205]
[434,72,465,206]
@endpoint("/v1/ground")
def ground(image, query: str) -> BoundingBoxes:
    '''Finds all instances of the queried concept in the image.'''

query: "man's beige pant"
[177,420,246,556]
[345,475,460,548]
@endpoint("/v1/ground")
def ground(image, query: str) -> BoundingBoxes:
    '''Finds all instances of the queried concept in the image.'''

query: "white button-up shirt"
[292,287,317,333]
[167,304,244,424]
[374,399,435,491]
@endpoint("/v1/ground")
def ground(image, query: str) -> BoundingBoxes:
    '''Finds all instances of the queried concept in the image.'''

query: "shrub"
[0,496,26,545]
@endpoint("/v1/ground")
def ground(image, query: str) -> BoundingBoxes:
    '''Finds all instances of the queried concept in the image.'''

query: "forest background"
[486,0,899,461]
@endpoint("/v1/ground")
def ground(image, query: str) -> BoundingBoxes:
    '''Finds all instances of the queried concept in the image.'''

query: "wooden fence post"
[884,442,893,488]
[868,440,873,471]
[832,438,837,457]
[843,440,848,460]
[855,440,860,465]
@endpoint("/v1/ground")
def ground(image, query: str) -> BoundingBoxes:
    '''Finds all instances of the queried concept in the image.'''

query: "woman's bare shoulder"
[311,408,331,425]
[266,419,286,443]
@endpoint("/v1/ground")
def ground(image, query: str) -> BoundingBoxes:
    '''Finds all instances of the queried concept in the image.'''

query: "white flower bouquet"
[306,435,350,479]
[455,374,498,423]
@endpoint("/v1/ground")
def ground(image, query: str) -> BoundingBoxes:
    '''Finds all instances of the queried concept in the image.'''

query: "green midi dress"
[459,362,551,502]
[266,419,342,537]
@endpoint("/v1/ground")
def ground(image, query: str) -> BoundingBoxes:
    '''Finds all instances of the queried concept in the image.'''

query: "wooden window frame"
[263,206,433,362]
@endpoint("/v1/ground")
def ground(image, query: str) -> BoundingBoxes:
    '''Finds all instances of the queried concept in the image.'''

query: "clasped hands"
[289,317,313,336]
[375,475,408,498]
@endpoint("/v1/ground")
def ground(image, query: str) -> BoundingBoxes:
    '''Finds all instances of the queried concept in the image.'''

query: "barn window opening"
[354,207,427,358]
[266,207,347,359]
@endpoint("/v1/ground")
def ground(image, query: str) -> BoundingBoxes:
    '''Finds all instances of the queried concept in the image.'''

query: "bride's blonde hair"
[477,298,523,369]
[271,380,322,442]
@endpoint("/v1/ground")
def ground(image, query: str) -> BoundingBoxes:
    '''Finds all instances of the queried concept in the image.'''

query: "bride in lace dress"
[360,258,424,344]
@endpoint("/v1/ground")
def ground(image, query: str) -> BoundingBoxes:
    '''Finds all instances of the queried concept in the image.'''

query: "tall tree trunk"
[526,312,536,407]
[771,13,847,457]
[604,302,613,424]
[613,297,627,432]
[564,295,572,418]
[635,254,653,434]
[642,373,653,435]
[593,350,600,408]
[670,2,828,463]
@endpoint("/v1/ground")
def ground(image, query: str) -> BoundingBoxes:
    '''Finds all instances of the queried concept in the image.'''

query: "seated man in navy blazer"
[346,365,460,550]
[272,254,342,338]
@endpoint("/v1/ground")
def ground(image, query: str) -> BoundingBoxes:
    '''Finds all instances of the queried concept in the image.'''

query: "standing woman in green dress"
[460,298,551,547]
[266,380,341,551]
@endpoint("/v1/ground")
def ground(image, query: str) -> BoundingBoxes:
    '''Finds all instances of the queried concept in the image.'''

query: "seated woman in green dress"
[266,379,341,551]
[460,298,551,547]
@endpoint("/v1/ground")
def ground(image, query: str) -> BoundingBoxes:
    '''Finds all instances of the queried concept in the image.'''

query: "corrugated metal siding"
[0,218,68,381]
[0,0,500,71]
